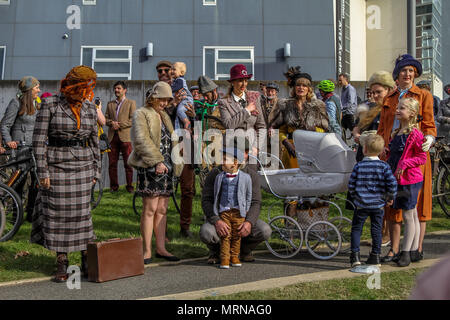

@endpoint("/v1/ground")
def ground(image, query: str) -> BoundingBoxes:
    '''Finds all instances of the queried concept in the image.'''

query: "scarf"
[60,66,97,130]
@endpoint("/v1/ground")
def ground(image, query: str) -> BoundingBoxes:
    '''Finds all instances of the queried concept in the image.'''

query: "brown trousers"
[180,164,195,230]
[219,209,245,264]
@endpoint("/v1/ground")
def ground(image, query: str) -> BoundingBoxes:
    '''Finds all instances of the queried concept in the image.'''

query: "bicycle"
[0,143,39,241]
[0,203,6,239]
[431,136,450,217]
[0,182,24,242]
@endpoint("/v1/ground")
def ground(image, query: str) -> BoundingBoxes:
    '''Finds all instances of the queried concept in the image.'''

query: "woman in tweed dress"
[128,81,183,264]
[31,66,101,283]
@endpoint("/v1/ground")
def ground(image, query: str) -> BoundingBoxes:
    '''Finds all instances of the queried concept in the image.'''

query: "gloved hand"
[422,135,435,152]
[282,139,296,158]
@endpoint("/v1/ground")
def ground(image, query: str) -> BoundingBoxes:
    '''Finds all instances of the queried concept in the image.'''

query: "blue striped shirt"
[348,157,398,209]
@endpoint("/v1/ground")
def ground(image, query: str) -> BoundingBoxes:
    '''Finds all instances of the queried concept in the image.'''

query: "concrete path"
[0,231,449,300]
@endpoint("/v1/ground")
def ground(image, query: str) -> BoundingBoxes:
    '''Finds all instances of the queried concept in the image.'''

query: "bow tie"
[226,173,237,178]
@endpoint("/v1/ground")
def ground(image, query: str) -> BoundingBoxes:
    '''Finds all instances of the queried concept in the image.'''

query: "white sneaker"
[219,265,230,269]
[231,263,242,267]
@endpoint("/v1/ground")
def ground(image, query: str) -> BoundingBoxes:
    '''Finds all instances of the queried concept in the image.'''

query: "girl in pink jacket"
[387,98,427,267]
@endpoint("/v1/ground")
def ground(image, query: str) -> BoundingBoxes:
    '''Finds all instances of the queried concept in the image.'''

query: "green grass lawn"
[0,179,449,283]
[202,268,426,300]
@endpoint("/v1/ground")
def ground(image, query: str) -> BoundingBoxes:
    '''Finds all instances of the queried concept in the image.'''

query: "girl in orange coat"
[377,54,436,263]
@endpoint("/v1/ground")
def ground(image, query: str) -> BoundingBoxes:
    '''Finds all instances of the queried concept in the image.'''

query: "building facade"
[0,0,337,81]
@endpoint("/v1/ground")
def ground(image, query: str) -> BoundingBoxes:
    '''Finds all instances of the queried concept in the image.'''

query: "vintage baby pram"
[257,130,357,260]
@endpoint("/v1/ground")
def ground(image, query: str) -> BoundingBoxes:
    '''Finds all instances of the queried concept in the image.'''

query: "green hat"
[318,80,335,93]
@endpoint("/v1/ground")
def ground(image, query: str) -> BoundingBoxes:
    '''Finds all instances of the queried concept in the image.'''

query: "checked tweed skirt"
[31,161,96,253]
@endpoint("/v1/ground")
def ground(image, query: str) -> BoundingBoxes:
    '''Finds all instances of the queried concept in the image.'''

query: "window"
[203,46,254,80]
[0,0,10,5]
[82,0,96,5]
[203,0,216,6]
[81,46,132,80]
[0,46,5,80]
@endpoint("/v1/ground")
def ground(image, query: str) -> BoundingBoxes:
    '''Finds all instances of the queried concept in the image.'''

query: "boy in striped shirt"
[348,134,397,267]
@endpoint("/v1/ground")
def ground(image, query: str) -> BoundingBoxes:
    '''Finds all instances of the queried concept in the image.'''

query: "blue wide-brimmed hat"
[221,147,244,163]
[392,54,423,80]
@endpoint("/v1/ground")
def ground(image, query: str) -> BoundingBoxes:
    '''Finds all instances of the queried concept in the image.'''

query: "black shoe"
[350,252,361,267]
[397,251,411,267]
[207,254,220,264]
[366,252,381,266]
[410,250,423,262]
[155,253,180,262]
[381,248,399,263]
[144,258,153,265]
[180,229,194,238]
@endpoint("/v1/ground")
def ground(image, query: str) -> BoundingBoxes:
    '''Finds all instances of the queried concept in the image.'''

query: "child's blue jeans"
[351,208,384,254]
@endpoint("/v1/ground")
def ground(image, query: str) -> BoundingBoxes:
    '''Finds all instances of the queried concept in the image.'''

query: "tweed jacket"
[218,91,267,147]
[202,164,262,227]
[32,94,101,180]
[105,98,136,143]
[128,106,183,178]
[213,170,252,218]
[0,98,37,146]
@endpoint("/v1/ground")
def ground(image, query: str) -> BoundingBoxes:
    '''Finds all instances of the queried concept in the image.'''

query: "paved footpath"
[1,231,449,300]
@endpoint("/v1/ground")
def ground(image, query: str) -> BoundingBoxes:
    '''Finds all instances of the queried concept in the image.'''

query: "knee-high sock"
[402,208,419,251]
[411,208,421,251]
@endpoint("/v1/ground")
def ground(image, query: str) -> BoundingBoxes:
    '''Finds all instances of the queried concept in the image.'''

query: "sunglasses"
[157,68,171,74]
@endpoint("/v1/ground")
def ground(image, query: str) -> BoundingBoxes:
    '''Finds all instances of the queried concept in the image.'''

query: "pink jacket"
[393,128,427,185]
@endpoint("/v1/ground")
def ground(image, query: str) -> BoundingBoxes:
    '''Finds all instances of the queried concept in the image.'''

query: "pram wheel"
[329,216,352,253]
[265,215,303,259]
[305,221,341,260]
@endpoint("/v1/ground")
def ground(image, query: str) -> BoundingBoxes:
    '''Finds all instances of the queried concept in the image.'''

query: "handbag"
[296,203,329,231]
[98,125,111,153]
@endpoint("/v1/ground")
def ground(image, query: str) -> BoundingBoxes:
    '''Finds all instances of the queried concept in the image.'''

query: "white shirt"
[363,156,380,161]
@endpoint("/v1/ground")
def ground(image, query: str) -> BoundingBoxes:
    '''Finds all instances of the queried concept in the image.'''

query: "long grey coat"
[0,98,37,146]
[30,94,101,253]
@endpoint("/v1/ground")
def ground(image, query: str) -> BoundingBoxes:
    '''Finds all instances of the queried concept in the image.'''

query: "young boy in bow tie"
[214,148,252,269]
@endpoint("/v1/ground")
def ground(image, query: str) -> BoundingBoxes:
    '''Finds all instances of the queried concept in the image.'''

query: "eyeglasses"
[157,68,171,74]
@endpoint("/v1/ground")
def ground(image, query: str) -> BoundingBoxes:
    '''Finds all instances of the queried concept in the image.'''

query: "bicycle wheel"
[90,178,104,210]
[0,183,23,242]
[0,203,5,239]
[305,221,341,260]
[437,165,450,217]
[133,192,142,216]
[265,215,303,259]
[329,216,352,253]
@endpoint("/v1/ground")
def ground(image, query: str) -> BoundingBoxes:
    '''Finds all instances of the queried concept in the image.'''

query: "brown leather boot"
[54,253,69,283]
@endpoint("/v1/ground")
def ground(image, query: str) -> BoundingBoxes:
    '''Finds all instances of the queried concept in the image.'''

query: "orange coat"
[377,84,437,222]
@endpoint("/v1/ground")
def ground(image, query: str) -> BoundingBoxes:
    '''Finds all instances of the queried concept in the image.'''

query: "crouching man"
[200,140,271,264]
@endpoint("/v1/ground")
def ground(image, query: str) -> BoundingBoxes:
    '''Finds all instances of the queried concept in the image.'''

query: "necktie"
[239,99,247,108]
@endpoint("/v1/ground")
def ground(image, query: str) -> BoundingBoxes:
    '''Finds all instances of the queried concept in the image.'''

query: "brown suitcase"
[87,238,145,283]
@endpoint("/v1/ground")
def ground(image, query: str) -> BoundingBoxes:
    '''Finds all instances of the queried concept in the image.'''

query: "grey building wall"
[0,0,336,81]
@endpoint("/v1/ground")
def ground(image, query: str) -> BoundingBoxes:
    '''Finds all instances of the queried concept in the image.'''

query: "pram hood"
[293,130,356,173]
